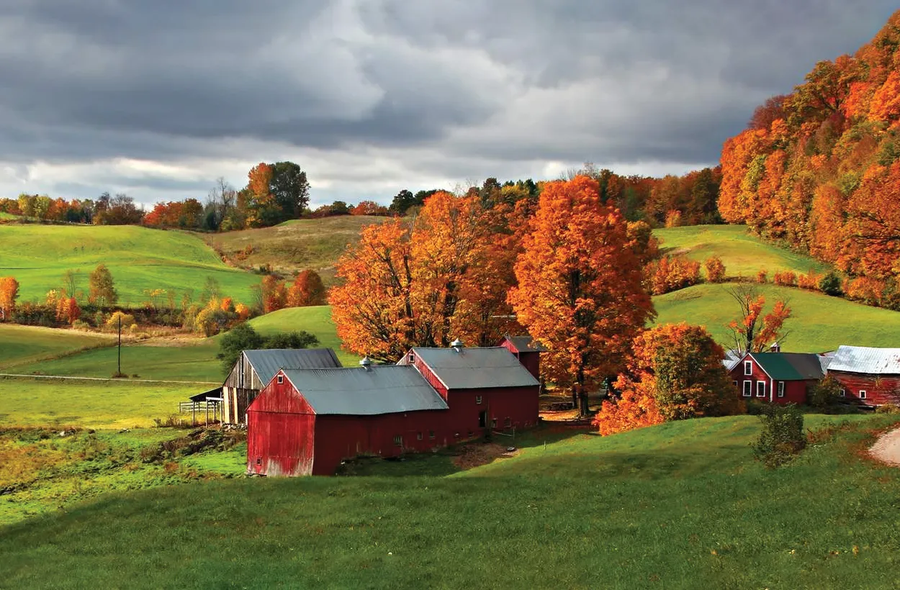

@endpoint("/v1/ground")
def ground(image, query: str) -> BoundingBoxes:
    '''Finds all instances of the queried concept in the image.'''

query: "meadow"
[0,224,260,305]
[0,414,898,588]
[0,324,113,370]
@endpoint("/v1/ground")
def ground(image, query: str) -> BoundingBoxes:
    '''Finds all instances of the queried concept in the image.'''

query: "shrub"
[797,270,821,290]
[818,271,843,296]
[752,404,807,469]
[807,376,842,410]
[704,256,726,283]
[756,269,768,284]
[876,403,900,414]
[664,210,682,228]
[105,311,136,332]
[845,277,885,307]
[648,256,701,295]
[773,270,797,287]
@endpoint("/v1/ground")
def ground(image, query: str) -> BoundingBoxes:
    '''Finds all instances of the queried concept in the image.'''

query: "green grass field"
[8,306,356,381]
[0,324,113,370]
[654,225,832,278]
[201,215,389,286]
[654,283,900,352]
[0,414,897,588]
[0,224,260,305]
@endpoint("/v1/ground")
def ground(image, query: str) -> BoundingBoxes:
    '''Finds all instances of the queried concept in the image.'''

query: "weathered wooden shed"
[498,334,547,381]
[247,366,449,476]
[730,352,825,405]
[222,348,341,425]
[827,346,900,406]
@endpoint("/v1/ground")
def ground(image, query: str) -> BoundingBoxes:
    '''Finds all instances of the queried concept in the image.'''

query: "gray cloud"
[0,0,895,203]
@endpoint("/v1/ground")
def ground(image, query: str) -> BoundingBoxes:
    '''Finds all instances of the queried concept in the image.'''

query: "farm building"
[826,346,900,406]
[498,334,547,381]
[247,344,540,476]
[730,352,826,405]
[222,348,342,425]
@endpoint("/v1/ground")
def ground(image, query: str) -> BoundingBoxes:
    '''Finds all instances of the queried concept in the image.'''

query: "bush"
[807,376,841,410]
[773,270,797,287]
[648,256,701,295]
[818,271,843,296]
[104,311,136,332]
[704,256,726,283]
[876,403,900,414]
[752,404,807,469]
[797,270,821,290]
[756,269,768,284]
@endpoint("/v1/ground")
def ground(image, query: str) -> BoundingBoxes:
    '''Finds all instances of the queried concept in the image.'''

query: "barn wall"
[407,355,450,399]
[223,353,266,424]
[445,386,540,437]
[830,372,900,405]
[498,341,541,381]
[246,376,317,476]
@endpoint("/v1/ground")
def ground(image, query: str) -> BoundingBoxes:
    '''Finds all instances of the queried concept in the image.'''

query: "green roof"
[749,352,824,381]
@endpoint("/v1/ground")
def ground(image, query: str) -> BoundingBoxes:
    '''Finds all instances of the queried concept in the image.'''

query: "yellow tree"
[508,176,655,415]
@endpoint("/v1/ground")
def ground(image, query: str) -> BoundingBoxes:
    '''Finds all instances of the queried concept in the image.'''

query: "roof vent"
[450,338,463,352]
[359,356,372,370]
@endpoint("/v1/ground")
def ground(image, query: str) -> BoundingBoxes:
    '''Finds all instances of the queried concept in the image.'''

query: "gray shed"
[223,348,342,424]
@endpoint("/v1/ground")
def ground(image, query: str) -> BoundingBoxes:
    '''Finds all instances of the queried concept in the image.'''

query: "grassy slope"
[0,414,898,588]
[8,306,355,381]
[201,215,389,286]
[655,225,832,278]
[654,283,900,352]
[0,324,113,370]
[0,224,259,305]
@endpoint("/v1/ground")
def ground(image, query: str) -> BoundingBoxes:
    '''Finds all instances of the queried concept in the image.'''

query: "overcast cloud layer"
[0,1,895,207]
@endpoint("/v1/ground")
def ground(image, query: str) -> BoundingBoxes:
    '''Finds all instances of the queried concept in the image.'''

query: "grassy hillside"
[654,225,832,278]
[0,325,113,370]
[8,306,355,381]
[1,414,898,588]
[201,216,389,286]
[655,283,900,352]
[0,224,259,305]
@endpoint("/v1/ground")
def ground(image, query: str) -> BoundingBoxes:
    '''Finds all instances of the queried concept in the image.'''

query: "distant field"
[9,306,355,382]
[1,414,898,588]
[0,325,113,370]
[0,378,199,428]
[654,283,900,352]
[0,212,17,220]
[201,216,389,285]
[0,224,260,305]
[654,225,832,279]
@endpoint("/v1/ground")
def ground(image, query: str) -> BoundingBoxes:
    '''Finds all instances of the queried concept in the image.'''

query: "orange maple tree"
[261,275,287,313]
[726,284,792,354]
[287,270,327,307]
[508,176,655,415]
[0,276,19,320]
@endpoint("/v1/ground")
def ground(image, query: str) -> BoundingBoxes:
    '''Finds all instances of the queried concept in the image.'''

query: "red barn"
[730,352,825,405]
[398,345,540,436]
[247,365,449,476]
[826,346,900,407]
[498,334,547,382]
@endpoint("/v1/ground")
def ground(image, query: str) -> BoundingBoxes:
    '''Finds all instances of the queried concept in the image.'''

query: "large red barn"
[730,352,825,405]
[826,346,900,407]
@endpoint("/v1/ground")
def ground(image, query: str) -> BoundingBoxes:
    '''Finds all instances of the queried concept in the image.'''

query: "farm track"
[870,425,900,466]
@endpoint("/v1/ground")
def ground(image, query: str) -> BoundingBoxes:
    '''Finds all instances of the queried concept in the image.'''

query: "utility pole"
[117,314,122,376]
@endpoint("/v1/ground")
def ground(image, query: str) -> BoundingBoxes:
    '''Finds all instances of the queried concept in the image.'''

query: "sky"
[0,1,896,209]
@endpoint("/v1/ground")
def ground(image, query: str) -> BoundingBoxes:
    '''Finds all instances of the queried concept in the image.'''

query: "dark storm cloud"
[0,0,895,200]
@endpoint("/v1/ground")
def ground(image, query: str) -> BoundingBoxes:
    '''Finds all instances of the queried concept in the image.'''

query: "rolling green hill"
[654,225,832,279]
[654,283,900,352]
[201,215,389,286]
[0,224,260,305]
[1,414,898,588]
[0,325,113,370]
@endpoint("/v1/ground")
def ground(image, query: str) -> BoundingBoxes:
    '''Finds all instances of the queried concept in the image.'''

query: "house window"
[393,435,402,447]
[840,389,846,397]
[416,432,423,441]
[744,361,753,376]
[777,381,785,398]
[756,381,766,398]
[733,380,738,389]
[742,381,752,397]
[475,395,483,405]
[276,374,283,384]
[429,430,435,440]
[859,390,867,400]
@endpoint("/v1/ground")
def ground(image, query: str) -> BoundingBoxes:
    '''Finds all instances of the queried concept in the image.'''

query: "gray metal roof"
[502,334,548,353]
[407,347,540,389]
[827,346,900,375]
[282,366,448,415]
[244,348,342,386]
[723,349,743,371]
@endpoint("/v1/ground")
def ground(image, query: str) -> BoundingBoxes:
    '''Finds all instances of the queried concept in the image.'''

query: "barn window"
[777,381,785,398]
[475,395,483,405]
[744,361,752,375]
[393,435,403,447]
[277,375,284,384]
[429,430,435,440]
[408,352,415,363]
[416,432,423,441]
[859,390,867,400]
[756,381,766,398]
[742,381,752,397]
[840,389,846,397]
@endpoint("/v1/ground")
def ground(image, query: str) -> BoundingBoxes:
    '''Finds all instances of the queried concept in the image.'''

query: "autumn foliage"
[646,256,701,295]
[287,270,327,307]
[704,256,726,283]
[0,277,19,320]
[726,284,792,355]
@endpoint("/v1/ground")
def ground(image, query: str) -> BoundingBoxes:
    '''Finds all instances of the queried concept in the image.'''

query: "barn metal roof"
[827,346,900,375]
[244,348,342,386]
[501,335,548,353]
[282,366,448,415]
[408,347,540,389]
[749,352,825,381]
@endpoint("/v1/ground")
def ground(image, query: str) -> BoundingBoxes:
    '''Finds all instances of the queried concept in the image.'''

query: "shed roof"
[407,347,540,389]
[828,346,900,375]
[501,334,548,353]
[282,366,448,415]
[749,352,825,381]
[190,386,223,402]
[244,348,341,386]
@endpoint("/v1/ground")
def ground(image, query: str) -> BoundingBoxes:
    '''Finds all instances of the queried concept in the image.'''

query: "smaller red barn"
[826,346,900,406]
[498,334,547,382]
[730,352,825,405]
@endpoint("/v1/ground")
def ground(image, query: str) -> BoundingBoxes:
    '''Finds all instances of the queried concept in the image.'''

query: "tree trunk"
[578,391,590,417]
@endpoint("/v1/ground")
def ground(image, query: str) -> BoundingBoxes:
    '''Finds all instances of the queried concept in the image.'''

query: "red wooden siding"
[728,358,811,405]
[247,376,317,476]
[829,372,900,406]
[499,340,541,380]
